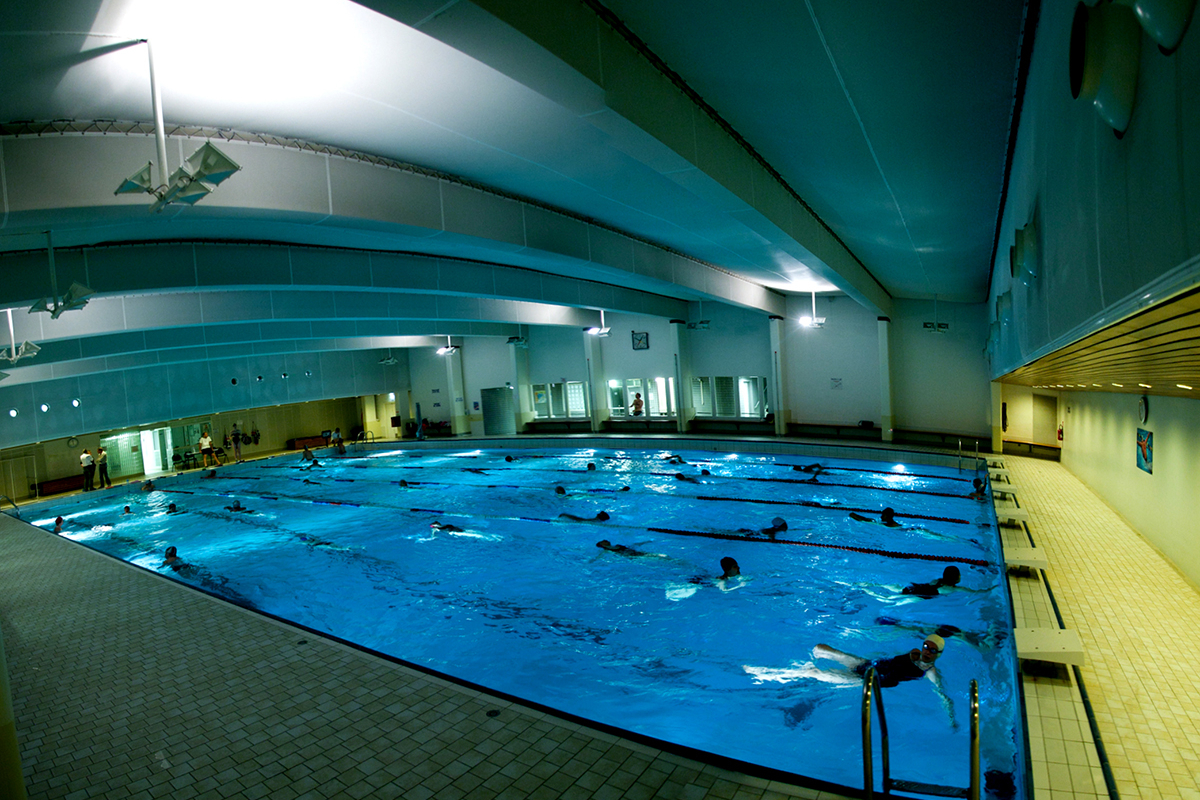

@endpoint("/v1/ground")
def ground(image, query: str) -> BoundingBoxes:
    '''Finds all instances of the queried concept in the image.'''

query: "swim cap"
[771,517,787,530]
[924,634,945,653]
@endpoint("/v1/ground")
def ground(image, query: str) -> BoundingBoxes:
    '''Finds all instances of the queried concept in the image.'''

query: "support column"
[509,340,533,433]
[583,331,608,433]
[991,381,1004,454]
[669,319,690,433]
[877,317,894,442]
[445,343,469,435]
[768,315,789,436]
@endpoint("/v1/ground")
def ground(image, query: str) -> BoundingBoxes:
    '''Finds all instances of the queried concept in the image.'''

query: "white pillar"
[509,340,533,433]
[445,343,469,435]
[877,317,894,442]
[768,315,788,436]
[670,319,690,433]
[583,331,608,433]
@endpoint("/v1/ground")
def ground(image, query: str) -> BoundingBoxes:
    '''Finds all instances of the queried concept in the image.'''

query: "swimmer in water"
[901,566,962,599]
[719,556,741,579]
[968,478,986,500]
[162,546,184,570]
[596,540,646,556]
[53,516,64,533]
[739,517,788,540]
[167,503,182,514]
[849,507,902,527]
[558,511,611,522]
[123,506,132,515]
[224,500,252,513]
[430,521,465,533]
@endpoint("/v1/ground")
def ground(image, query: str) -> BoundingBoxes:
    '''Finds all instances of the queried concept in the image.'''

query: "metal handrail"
[861,669,980,800]
[0,495,19,518]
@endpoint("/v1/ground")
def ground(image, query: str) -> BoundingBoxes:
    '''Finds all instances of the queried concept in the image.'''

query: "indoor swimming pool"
[33,445,1024,797]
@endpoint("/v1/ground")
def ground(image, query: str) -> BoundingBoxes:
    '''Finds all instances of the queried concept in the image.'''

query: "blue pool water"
[36,446,1023,797]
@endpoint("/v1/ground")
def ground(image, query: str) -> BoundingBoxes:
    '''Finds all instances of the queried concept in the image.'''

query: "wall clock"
[67,437,79,448]
[631,331,649,350]
[1137,395,1149,424]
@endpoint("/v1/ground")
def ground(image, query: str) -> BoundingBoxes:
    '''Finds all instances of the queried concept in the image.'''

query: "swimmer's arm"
[926,669,957,728]
[848,512,872,522]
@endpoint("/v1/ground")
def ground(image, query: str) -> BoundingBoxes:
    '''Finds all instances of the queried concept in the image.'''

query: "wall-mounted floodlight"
[436,336,459,355]
[506,336,529,348]
[585,310,611,336]
[799,291,825,328]
[378,349,399,365]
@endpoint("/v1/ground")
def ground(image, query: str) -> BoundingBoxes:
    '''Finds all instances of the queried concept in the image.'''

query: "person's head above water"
[555,486,566,495]
[701,469,710,476]
[771,516,787,530]
[123,506,131,514]
[586,462,597,471]
[505,455,515,462]
[881,507,896,523]
[941,566,961,585]
[167,503,177,513]
[972,478,983,490]
[719,556,740,578]
[596,511,610,521]
[921,634,945,660]
[165,545,177,558]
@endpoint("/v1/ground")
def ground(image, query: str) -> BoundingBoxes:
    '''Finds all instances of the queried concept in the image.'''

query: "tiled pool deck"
[2,443,1196,799]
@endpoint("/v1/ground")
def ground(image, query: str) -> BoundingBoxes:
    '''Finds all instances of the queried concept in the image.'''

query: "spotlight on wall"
[117,142,242,213]
[436,335,459,355]
[506,336,529,348]
[1070,1,1142,136]
[686,320,711,330]
[3,308,39,364]
[378,349,399,365]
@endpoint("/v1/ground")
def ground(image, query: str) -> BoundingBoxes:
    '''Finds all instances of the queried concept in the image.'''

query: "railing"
[861,667,980,799]
[0,495,19,519]
[353,431,377,452]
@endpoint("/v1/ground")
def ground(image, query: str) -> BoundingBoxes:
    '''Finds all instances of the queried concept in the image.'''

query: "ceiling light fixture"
[436,335,459,355]
[378,349,399,365]
[2,308,39,367]
[800,291,826,328]
[27,231,95,319]
[1138,383,1151,388]
[585,310,611,337]
[1112,383,1123,387]
[113,40,241,212]
[1177,384,1193,390]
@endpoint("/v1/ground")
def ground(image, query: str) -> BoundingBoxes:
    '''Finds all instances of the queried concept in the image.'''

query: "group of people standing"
[78,447,111,491]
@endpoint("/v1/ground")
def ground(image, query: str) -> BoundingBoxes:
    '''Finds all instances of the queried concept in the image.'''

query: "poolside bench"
[1015,628,1085,666]
[34,474,86,497]
[786,422,881,441]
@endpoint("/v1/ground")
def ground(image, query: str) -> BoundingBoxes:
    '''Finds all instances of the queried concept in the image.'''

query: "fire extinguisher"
[1057,423,1064,441]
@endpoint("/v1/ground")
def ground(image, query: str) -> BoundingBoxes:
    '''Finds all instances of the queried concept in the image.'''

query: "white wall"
[596,312,677,383]
[686,301,771,378]
[406,347,452,424]
[891,299,991,435]
[0,349,407,450]
[784,294,880,425]
[461,337,517,433]
[990,0,1200,373]
[1061,391,1200,587]
[528,325,587,384]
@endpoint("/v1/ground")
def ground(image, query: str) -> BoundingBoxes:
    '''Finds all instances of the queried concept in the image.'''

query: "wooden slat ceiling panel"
[1002,286,1200,398]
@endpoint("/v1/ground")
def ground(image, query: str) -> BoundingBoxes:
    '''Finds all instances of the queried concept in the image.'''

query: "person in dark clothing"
[902,566,961,598]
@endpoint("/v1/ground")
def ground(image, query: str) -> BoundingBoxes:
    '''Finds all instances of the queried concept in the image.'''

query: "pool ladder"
[861,667,979,799]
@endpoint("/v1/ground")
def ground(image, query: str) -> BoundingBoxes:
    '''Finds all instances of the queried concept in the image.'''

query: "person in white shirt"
[80,449,96,491]
[198,430,221,467]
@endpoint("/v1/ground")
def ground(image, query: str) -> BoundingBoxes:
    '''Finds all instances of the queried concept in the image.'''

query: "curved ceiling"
[0,0,1028,400]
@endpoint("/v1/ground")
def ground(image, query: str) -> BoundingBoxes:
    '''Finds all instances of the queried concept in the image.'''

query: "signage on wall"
[830,378,843,390]
[1136,428,1153,474]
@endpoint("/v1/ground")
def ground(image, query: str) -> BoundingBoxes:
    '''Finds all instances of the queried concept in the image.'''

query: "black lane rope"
[149,488,989,568]
[645,526,990,567]
[692,495,971,525]
[253,461,982,500]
